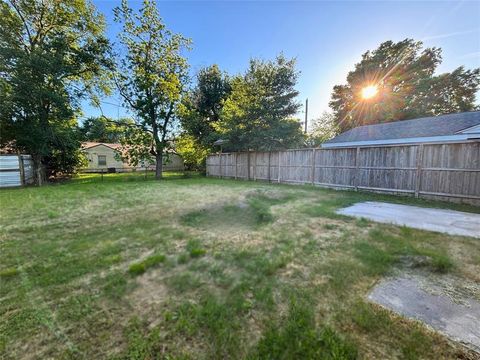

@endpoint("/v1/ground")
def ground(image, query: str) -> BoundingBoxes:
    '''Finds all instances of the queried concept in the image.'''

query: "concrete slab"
[337,201,480,238]
[368,276,480,352]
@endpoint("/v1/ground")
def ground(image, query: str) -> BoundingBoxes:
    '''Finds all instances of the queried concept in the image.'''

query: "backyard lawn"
[1,173,479,359]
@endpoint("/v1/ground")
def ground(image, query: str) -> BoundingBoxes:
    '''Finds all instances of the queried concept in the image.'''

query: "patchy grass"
[253,296,358,359]
[128,253,166,275]
[186,239,207,258]
[180,193,284,231]
[0,172,478,359]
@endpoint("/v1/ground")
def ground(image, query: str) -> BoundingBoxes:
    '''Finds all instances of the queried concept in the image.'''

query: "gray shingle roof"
[325,111,480,144]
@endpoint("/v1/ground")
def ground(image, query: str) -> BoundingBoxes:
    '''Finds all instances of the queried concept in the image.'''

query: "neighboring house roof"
[81,142,122,151]
[323,111,480,148]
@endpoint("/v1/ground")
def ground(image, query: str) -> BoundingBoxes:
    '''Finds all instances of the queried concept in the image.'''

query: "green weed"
[0,267,18,278]
[128,253,166,275]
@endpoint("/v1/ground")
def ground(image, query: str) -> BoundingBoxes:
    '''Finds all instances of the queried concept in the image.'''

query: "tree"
[175,134,209,171]
[79,116,133,143]
[217,55,305,151]
[0,0,112,183]
[116,124,156,168]
[330,39,480,132]
[307,111,338,146]
[179,64,231,148]
[114,0,190,179]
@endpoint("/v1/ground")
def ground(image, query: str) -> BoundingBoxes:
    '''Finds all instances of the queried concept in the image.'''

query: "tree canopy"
[179,64,232,148]
[307,112,339,146]
[114,0,190,179]
[329,39,480,132]
[215,55,305,151]
[79,116,134,143]
[0,0,112,182]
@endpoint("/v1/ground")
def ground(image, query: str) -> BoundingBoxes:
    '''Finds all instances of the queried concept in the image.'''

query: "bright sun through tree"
[361,85,378,99]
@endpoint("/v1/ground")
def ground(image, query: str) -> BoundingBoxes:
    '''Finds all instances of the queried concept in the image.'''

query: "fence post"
[247,151,251,180]
[234,153,238,179]
[415,144,424,198]
[268,151,271,182]
[253,152,257,181]
[354,147,360,191]
[311,148,316,185]
[277,151,281,183]
[219,154,222,178]
[18,155,25,186]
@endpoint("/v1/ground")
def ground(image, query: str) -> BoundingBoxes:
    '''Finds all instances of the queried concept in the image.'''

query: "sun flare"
[361,85,378,99]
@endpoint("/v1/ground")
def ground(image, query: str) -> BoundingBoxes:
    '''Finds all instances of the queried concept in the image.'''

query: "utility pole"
[304,98,308,133]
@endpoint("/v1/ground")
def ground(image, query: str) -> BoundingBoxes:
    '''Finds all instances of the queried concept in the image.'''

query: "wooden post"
[311,148,316,185]
[277,151,281,183]
[247,151,251,180]
[18,155,25,186]
[267,151,271,182]
[234,153,238,179]
[253,152,257,181]
[219,154,222,178]
[354,147,360,191]
[415,144,424,198]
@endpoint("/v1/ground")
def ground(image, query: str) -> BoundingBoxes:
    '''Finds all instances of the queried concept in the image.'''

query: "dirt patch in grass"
[180,191,296,232]
[127,269,169,322]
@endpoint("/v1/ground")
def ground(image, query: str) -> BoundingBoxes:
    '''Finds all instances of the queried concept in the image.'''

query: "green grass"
[0,267,19,278]
[186,239,207,258]
[0,172,478,359]
[128,253,166,275]
[253,297,357,359]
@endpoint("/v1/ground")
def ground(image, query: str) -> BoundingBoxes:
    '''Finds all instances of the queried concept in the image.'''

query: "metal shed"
[0,155,34,187]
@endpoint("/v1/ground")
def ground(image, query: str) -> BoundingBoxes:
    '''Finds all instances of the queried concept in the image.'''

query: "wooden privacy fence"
[206,141,480,205]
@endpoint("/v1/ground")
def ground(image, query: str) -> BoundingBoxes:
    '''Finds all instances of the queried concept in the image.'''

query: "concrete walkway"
[337,201,480,238]
[369,276,480,352]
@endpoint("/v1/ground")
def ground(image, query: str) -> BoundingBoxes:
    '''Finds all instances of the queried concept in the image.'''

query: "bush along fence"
[206,141,480,205]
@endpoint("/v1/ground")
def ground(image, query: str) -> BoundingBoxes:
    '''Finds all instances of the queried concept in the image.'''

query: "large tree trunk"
[155,151,163,179]
[32,154,46,186]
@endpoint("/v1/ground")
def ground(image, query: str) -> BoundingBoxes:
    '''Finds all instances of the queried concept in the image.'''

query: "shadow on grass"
[72,171,202,184]
[181,192,296,230]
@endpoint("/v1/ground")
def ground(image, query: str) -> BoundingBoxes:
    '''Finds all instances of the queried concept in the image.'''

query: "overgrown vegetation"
[1,174,478,359]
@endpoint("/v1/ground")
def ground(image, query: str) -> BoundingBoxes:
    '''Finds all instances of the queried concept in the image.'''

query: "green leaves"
[0,0,113,180]
[218,55,304,151]
[329,39,480,132]
[114,0,191,176]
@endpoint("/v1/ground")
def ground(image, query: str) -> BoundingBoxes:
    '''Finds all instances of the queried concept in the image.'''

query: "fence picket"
[207,141,480,205]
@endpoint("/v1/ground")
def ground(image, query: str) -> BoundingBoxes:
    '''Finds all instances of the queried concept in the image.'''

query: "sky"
[84,0,480,127]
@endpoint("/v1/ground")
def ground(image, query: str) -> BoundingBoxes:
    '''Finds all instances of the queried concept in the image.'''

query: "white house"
[81,142,184,172]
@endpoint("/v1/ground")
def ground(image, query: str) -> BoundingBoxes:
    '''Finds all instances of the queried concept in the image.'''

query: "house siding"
[82,144,184,172]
